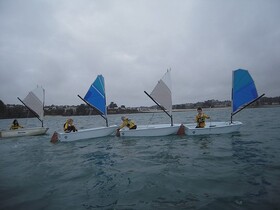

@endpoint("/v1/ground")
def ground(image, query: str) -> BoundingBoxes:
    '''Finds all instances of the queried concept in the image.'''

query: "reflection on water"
[196,136,212,150]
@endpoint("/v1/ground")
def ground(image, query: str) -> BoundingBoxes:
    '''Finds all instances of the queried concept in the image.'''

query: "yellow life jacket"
[10,124,23,130]
[120,119,136,129]
[196,113,209,128]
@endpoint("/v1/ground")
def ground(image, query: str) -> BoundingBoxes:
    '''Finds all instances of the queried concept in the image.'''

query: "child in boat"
[10,119,24,130]
[195,107,210,128]
[64,118,78,133]
[117,116,137,130]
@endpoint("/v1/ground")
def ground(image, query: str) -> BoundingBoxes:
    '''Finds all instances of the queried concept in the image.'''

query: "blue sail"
[232,69,259,113]
[84,75,106,115]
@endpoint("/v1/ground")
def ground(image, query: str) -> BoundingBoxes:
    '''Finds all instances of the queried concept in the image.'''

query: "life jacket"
[63,122,73,131]
[197,115,206,123]
[10,122,23,130]
[63,123,68,131]
[122,119,136,129]
[64,122,77,132]
[196,113,209,128]
[10,124,21,130]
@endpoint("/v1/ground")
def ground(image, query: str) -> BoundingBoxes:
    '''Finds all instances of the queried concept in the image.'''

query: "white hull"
[52,125,118,142]
[184,121,242,136]
[119,124,181,137]
[0,127,49,138]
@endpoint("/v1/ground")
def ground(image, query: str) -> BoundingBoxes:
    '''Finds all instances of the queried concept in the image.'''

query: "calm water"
[0,107,280,210]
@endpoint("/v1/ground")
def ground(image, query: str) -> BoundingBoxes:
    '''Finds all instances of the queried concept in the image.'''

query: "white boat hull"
[184,121,242,136]
[0,127,49,138]
[119,124,182,137]
[51,125,118,142]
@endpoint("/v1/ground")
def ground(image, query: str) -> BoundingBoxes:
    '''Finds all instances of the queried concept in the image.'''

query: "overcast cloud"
[0,0,279,107]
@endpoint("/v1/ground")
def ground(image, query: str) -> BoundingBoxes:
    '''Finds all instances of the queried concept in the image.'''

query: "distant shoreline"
[1,105,279,120]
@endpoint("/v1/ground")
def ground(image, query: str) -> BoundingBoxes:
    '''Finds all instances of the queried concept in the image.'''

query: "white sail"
[117,69,183,137]
[150,70,172,115]
[22,87,44,120]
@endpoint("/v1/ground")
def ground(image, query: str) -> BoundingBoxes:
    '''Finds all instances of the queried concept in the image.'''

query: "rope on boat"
[147,112,155,127]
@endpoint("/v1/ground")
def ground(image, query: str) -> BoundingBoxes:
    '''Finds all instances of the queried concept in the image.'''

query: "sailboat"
[184,69,265,135]
[117,70,183,137]
[0,86,49,138]
[50,75,117,142]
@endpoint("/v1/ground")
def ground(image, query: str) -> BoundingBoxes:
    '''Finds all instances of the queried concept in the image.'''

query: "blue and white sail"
[50,75,118,143]
[83,75,107,117]
[231,69,264,118]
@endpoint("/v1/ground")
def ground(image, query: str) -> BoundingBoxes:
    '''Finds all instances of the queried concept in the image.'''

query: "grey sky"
[1,0,279,107]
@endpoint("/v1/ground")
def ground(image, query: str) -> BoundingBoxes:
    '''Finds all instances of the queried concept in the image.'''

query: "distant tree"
[260,96,280,105]
[108,102,118,109]
[5,105,27,118]
[204,100,213,108]
[175,104,186,109]
[64,109,74,116]
[0,100,5,111]
[0,100,7,118]
[174,104,182,109]
[55,107,65,116]
[76,104,88,115]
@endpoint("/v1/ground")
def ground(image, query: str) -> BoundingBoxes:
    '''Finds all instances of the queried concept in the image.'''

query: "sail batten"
[232,69,259,114]
[84,75,107,116]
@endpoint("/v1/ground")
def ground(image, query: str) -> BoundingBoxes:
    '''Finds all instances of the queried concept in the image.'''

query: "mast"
[230,70,234,123]
[103,78,108,127]
[42,87,45,127]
